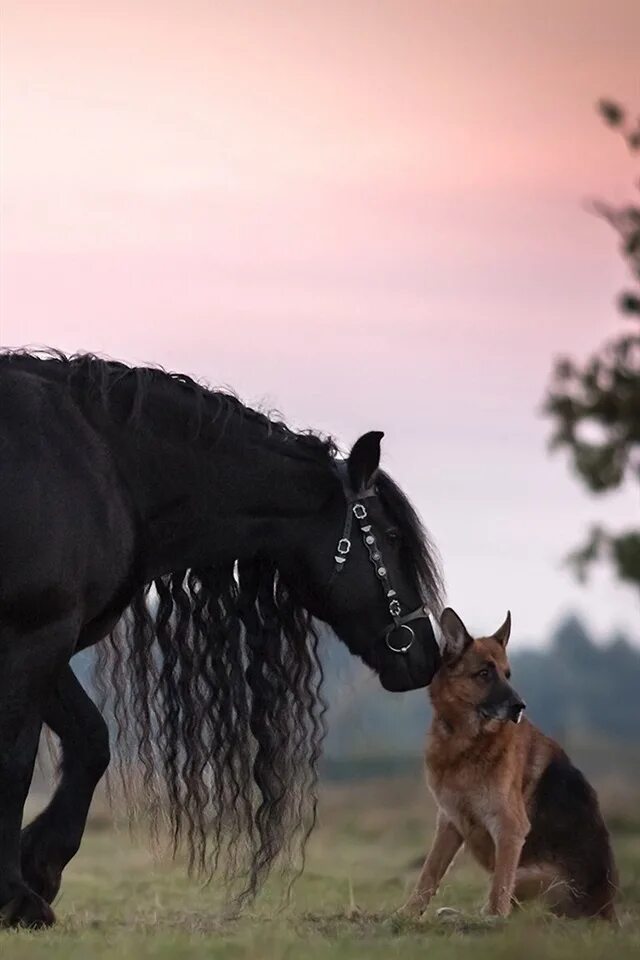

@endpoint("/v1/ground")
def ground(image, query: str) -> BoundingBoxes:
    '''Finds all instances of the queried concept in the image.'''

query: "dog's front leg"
[397,814,463,918]
[486,815,528,917]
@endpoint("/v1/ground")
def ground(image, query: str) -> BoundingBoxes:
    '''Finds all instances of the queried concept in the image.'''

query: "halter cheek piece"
[332,465,432,655]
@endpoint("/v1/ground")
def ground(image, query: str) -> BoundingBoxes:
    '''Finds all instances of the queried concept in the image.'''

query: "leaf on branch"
[566,528,640,592]
[611,532,640,588]
[627,130,640,152]
[573,441,627,491]
[566,527,607,583]
[619,292,640,315]
[553,356,576,382]
[597,99,625,127]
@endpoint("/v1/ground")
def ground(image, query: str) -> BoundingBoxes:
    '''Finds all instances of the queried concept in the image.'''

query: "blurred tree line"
[545,99,640,591]
[322,615,640,758]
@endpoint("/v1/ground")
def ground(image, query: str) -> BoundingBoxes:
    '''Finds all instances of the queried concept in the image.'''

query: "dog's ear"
[493,611,511,648]
[439,607,473,663]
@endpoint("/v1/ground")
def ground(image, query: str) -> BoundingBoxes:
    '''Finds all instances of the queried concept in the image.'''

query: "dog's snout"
[478,681,526,724]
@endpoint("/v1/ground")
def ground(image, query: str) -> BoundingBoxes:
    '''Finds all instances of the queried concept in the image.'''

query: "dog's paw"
[394,901,425,920]
[383,902,425,932]
[481,901,510,921]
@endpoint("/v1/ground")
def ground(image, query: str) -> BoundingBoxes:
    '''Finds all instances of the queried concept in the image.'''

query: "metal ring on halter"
[385,623,415,654]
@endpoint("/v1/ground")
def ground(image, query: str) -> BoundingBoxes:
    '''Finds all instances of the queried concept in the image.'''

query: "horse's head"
[282,432,442,692]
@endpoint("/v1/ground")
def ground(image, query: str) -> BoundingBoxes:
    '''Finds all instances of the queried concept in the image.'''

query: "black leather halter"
[332,464,432,654]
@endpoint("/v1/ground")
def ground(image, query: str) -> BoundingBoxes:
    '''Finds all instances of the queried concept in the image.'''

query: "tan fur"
[398,611,618,922]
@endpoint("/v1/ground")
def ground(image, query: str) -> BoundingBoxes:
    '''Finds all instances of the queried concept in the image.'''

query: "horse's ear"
[347,431,384,493]
[439,607,473,663]
[493,611,511,648]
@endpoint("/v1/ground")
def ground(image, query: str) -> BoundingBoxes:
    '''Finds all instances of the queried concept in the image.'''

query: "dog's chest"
[433,779,496,836]
[429,776,497,871]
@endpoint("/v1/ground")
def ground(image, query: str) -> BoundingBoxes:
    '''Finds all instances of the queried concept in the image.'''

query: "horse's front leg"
[0,623,73,928]
[21,666,111,905]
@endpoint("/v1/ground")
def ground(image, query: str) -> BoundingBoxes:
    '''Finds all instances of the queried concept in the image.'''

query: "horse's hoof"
[0,888,56,928]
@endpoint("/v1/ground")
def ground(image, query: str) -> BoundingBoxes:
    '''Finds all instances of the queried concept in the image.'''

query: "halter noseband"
[331,464,432,655]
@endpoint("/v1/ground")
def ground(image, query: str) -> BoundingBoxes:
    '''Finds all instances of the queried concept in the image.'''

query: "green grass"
[3,776,639,959]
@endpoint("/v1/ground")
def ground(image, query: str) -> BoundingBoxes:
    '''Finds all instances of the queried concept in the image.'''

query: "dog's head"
[430,607,526,728]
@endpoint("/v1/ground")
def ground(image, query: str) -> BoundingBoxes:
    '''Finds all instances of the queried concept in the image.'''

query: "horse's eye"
[385,528,400,544]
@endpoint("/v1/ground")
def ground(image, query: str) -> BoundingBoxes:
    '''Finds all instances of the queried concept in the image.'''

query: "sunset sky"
[1,0,639,644]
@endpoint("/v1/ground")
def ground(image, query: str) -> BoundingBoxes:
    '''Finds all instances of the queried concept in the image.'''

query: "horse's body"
[0,350,442,927]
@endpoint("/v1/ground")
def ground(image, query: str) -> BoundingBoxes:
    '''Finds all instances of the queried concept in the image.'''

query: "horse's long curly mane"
[1,348,443,904]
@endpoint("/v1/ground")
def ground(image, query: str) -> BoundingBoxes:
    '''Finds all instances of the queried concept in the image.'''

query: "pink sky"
[1,0,639,643]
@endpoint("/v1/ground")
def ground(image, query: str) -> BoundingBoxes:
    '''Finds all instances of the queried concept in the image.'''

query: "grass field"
[3,775,640,959]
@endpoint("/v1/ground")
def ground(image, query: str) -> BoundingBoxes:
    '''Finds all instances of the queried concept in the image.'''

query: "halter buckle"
[337,538,351,555]
[353,503,367,520]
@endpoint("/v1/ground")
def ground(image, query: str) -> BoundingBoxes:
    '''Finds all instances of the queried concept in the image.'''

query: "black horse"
[0,349,442,928]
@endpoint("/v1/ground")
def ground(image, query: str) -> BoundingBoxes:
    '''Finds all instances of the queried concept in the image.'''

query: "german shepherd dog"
[399,608,618,922]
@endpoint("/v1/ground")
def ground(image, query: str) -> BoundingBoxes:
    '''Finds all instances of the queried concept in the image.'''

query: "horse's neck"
[89,384,335,578]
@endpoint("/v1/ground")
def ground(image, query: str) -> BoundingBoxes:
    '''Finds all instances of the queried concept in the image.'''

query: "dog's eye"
[475,668,490,680]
